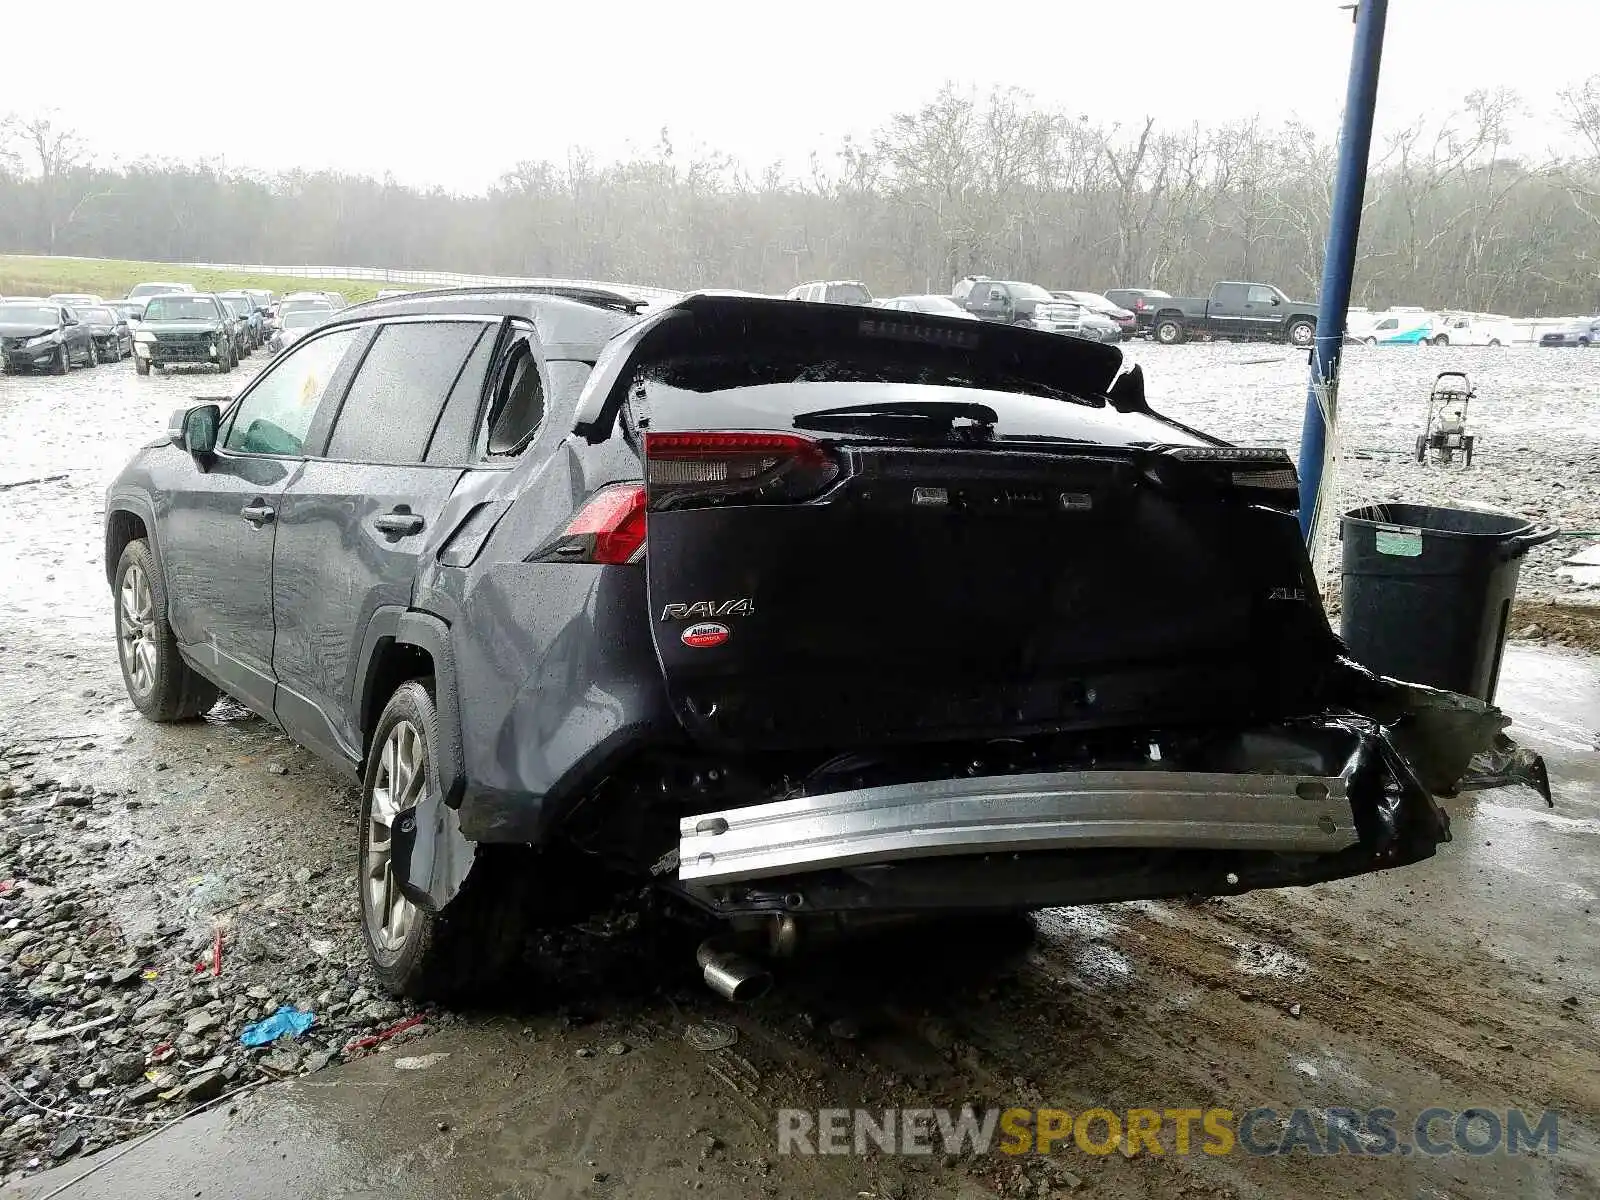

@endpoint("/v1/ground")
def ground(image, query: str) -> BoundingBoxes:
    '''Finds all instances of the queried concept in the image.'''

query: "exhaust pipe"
[696,938,772,1002]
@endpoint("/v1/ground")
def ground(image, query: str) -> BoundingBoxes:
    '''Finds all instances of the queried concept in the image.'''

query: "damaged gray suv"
[105,288,1548,1000]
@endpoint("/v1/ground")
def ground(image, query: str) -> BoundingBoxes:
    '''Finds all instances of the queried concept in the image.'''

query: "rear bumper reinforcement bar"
[678,766,1359,886]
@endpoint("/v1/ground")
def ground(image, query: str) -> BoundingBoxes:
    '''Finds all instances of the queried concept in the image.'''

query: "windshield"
[824,283,872,305]
[280,298,330,315]
[129,284,184,298]
[221,297,250,316]
[144,296,220,321]
[0,305,58,325]
[84,307,117,322]
[282,308,331,329]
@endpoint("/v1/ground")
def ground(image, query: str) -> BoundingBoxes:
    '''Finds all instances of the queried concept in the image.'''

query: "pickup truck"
[951,276,1055,324]
[1146,282,1319,346]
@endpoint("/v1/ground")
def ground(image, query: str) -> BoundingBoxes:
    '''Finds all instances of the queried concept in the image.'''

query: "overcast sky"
[4,0,1592,191]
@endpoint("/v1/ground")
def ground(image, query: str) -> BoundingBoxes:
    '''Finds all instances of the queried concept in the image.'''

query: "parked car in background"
[952,276,1055,324]
[1103,288,1172,335]
[104,289,1544,999]
[1078,309,1124,343]
[785,280,874,305]
[79,305,134,362]
[48,293,105,308]
[1142,281,1318,346]
[244,288,276,318]
[879,294,979,319]
[217,292,265,353]
[1023,297,1086,337]
[132,293,238,375]
[1052,290,1137,340]
[127,282,195,301]
[319,291,348,310]
[1430,313,1513,347]
[0,300,97,373]
[279,292,338,318]
[1539,317,1600,347]
[108,300,147,330]
[267,303,333,353]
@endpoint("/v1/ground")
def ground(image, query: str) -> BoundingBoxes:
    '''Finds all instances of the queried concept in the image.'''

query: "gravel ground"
[0,340,1596,1194]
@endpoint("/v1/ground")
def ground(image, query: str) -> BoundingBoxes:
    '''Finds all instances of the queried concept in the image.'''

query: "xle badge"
[681,622,730,649]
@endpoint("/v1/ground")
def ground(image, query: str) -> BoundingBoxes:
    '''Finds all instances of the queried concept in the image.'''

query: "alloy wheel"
[364,720,425,952]
[118,563,157,698]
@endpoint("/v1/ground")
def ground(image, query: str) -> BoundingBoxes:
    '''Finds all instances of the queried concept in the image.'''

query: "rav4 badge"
[681,622,730,649]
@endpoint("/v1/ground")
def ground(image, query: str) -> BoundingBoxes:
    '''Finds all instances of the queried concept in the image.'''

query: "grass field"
[0,255,392,303]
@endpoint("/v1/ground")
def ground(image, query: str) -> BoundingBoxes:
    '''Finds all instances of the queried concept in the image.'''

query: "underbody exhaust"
[695,938,772,1002]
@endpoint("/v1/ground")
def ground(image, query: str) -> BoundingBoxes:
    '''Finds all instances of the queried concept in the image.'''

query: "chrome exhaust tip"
[696,938,773,1002]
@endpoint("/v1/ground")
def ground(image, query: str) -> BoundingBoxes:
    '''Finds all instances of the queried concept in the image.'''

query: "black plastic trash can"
[1339,503,1558,703]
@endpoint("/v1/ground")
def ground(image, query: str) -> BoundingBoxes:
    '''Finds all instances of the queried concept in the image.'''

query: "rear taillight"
[528,483,647,564]
[644,431,840,510]
[1143,446,1300,511]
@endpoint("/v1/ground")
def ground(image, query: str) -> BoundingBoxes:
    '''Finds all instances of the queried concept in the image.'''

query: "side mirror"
[169,403,220,457]
[1271,296,1282,306]
[64,316,80,326]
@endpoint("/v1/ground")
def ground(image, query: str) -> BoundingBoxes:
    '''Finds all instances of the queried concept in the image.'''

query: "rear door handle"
[240,501,275,525]
[374,510,425,536]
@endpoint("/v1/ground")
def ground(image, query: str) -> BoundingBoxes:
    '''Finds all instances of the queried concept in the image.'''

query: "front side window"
[223,328,360,456]
[1247,286,1277,304]
[325,321,487,464]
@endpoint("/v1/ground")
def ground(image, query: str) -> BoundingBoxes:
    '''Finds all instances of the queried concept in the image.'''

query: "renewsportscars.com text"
[776,1106,1560,1158]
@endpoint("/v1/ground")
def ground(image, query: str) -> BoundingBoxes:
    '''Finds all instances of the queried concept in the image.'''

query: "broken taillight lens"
[527,483,647,564]
[1144,446,1301,511]
[644,431,840,510]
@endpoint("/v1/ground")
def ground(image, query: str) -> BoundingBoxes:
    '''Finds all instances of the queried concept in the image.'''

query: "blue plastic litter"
[239,1006,315,1046]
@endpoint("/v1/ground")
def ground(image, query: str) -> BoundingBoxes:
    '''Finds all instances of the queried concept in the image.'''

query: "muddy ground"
[0,343,1596,1199]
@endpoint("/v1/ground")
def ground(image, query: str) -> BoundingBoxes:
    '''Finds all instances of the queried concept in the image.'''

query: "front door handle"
[240,501,275,526]
[374,509,425,537]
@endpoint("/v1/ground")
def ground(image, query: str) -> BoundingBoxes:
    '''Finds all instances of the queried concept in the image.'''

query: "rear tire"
[113,539,220,721]
[1415,435,1427,464]
[1363,336,1377,346]
[359,680,532,1000]
[1431,334,1449,347]
[1155,318,1185,345]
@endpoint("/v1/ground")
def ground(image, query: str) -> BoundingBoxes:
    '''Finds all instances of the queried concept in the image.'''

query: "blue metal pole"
[1298,0,1389,540]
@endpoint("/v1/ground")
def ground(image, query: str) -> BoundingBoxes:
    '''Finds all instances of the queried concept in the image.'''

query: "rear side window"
[425,325,498,466]
[324,321,485,464]
[484,333,545,456]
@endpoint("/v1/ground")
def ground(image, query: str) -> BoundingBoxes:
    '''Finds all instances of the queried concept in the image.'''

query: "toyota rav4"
[104,288,1548,1000]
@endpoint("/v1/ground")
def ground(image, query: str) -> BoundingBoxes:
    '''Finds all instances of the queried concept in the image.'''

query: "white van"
[1431,313,1513,347]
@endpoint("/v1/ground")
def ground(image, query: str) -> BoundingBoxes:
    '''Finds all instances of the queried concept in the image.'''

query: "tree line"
[4,79,1600,315]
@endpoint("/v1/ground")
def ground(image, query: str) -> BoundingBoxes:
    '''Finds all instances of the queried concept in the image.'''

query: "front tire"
[359,681,530,999]
[53,345,70,375]
[1154,318,1185,345]
[1363,336,1377,346]
[135,357,151,375]
[86,340,99,368]
[113,539,220,721]
[1286,319,1315,348]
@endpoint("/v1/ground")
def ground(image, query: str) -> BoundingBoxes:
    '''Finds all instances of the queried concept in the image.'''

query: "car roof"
[317,286,648,358]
